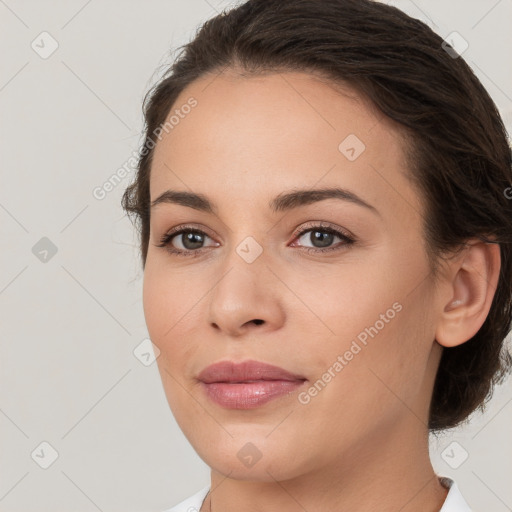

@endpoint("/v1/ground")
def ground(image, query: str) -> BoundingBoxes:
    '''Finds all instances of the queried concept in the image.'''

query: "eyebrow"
[150,187,380,216]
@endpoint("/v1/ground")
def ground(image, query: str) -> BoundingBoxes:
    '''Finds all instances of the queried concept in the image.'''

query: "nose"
[207,249,286,338]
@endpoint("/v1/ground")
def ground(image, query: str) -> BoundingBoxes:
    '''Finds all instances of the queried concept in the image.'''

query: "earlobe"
[435,240,501,348]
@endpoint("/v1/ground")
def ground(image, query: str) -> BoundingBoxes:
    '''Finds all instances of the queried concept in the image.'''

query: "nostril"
[252,319,264,325]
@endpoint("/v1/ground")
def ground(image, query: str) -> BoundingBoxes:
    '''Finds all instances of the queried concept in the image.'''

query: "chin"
[196,435,310,482]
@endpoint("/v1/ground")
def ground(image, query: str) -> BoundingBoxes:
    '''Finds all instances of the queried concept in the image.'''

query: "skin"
[142,69,501,512]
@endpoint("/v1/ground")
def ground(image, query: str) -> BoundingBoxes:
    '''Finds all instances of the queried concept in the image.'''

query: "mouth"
[197,359,307,409]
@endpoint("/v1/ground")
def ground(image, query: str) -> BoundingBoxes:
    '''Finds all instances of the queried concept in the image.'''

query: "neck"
[202,418,448,512]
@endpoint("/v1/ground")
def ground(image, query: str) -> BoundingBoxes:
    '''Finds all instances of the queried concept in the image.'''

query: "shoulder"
[438,476,473,512]
[163,479,473,512]
[161,485,210,512]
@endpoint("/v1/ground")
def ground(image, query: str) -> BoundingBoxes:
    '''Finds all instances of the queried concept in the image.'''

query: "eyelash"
[156,222,356,258]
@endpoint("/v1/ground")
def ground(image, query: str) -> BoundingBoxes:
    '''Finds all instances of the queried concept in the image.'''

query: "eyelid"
[156,220,356,256]
[155,223,219,255]
[160,220,353,241]
[291,220,354,241]
[161,223,218,242]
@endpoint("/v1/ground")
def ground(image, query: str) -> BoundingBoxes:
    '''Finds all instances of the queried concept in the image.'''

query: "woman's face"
[143,70,444,481]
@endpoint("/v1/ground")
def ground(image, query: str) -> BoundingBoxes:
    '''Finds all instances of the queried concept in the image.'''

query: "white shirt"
[163,476,472,511]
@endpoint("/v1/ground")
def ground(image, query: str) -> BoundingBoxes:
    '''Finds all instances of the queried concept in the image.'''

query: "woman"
[122,0,512,510]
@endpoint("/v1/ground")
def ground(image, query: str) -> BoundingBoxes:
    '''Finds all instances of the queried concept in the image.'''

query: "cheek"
[142,267,168,341]
[296,303,431,448]
[332,292,435,418]
[285,260,399,346]
[143,267,200,419]
[142,259,193,340]
[288,256,432,402]
[142,263,204,373]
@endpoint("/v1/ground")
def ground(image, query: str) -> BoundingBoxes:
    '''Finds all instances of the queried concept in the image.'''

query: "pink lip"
[198,360,307,409]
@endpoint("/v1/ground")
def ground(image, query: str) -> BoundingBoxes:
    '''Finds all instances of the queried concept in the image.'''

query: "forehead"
[149,70,422,220]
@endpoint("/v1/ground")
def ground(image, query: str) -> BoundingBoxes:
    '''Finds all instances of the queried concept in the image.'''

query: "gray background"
[0,1,511,510]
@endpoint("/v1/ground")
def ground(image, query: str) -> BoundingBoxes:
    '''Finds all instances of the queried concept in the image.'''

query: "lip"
[198,359,306,383]
[198,360,307,409]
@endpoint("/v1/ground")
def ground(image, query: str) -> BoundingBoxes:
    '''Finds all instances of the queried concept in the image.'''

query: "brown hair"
[122,0,512,431]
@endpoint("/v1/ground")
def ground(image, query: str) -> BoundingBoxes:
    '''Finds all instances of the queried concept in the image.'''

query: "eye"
[156,225,218,257]
[155,222,355,257]
[291,222,355,254]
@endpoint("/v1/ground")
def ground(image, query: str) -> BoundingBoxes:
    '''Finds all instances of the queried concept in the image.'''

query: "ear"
[435,240,501,348]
